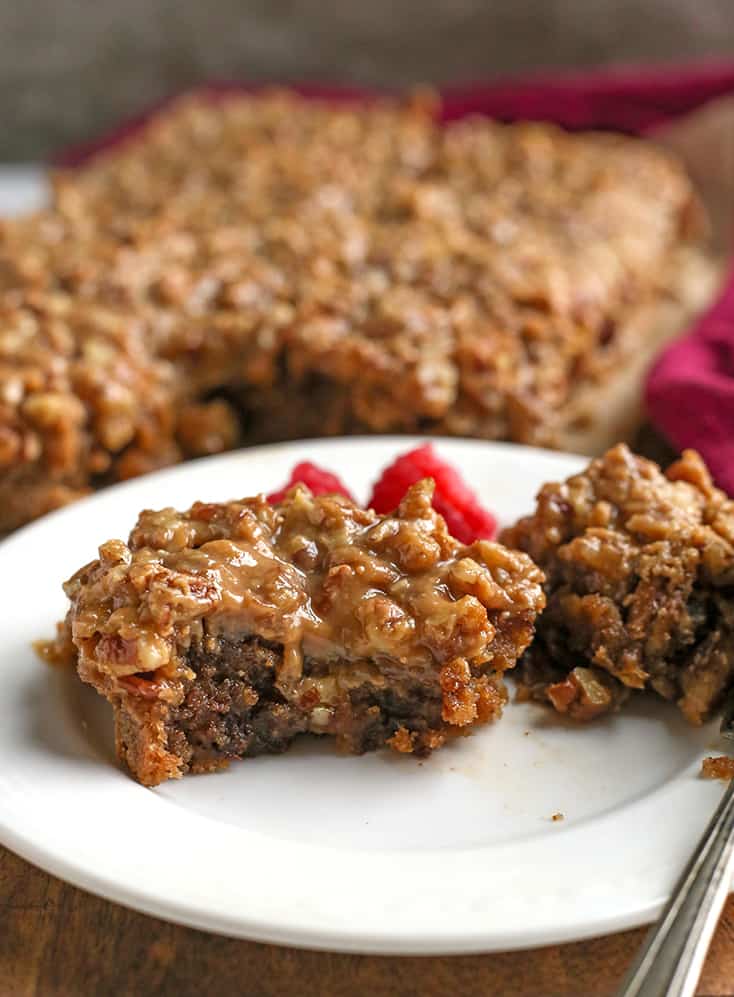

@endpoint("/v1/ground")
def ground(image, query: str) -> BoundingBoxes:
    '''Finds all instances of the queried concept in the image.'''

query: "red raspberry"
[368,443,497,544]
[267,461,355,504]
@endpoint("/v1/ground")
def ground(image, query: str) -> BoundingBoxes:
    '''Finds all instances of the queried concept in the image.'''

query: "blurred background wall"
[2,0,733,160]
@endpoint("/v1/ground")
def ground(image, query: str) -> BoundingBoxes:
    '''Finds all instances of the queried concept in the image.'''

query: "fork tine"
[719,687,734,741]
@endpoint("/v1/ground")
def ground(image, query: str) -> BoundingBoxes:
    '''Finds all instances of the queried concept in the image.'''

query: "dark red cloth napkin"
[55,62,734,489]
[647,271,734,493]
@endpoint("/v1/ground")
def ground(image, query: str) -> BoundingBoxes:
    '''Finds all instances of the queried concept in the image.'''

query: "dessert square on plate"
[46,477,544,785]
[502,443,734,723]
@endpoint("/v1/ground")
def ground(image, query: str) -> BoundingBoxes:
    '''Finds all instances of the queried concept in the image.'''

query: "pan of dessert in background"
[1,64,733,537]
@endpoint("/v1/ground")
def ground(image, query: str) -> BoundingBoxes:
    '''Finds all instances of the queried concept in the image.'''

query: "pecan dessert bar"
[0,91,717,533]
[45,480,544,785]
[501,444,734,723]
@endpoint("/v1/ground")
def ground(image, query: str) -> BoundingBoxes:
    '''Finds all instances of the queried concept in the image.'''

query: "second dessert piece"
[47,479,544,785]
[501,444,734,724]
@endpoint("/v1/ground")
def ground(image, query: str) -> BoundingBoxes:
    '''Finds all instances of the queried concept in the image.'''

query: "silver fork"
[615,705,734,997]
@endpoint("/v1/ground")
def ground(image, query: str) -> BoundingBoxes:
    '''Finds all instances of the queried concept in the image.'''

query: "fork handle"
[615,777,734,997]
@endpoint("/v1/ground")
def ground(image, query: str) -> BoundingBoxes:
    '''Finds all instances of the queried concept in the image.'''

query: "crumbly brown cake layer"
[501,444,734,724]
[0,90,712,532]
[45,479,544,784]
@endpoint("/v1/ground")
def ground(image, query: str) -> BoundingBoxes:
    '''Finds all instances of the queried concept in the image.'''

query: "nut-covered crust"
[502,444,734,723]
[0,90,710,531]
[702,756,734,780]
[46,479,544,784]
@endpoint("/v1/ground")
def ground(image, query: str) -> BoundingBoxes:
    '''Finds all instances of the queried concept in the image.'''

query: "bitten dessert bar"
[44,479,544,785]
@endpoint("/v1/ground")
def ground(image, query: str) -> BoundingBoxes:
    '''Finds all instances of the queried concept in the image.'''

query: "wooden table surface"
[2,845,734,997]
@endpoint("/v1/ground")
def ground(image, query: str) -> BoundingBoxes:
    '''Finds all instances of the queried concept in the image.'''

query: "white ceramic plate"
[0,437,729,954]
[0,165,47,216]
